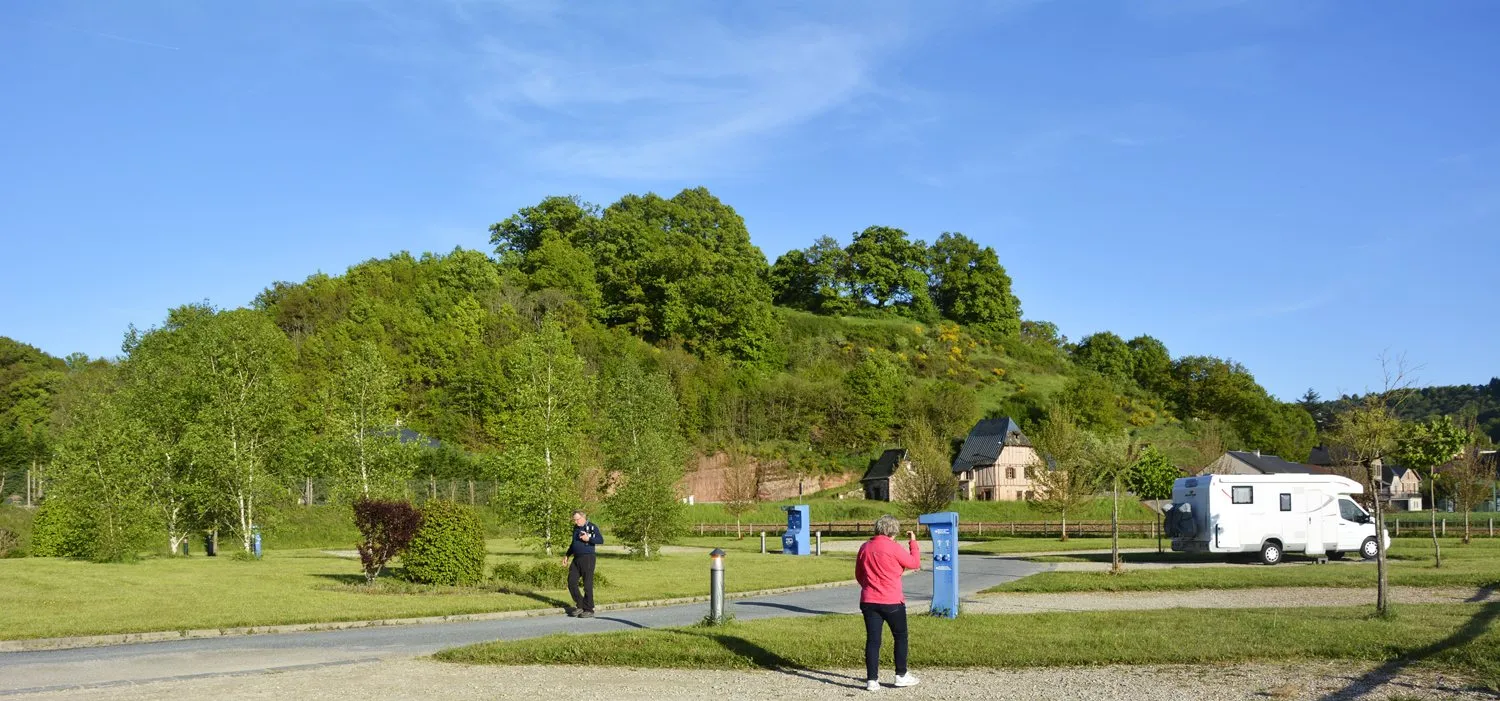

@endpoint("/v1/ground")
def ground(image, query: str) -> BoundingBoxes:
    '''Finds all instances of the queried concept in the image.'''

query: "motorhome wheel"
[1360,537,1379,560]
[1259,541,1282,565]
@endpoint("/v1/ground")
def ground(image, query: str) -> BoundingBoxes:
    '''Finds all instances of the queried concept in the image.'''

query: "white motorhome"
[1163,473,1391,565]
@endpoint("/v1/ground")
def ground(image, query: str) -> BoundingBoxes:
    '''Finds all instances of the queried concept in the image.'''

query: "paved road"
[0,554,1046,696]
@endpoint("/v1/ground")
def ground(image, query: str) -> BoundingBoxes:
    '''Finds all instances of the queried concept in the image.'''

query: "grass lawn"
[0,540,857,640]
[436,603,1500,689]
[986,538,1500,594]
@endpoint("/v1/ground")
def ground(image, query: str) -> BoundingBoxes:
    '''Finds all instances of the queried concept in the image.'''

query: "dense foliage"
[400,500,486,586]
[2,185,1486,560]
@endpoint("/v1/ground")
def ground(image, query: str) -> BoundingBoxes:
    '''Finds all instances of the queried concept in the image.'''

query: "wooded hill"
[1,186,1489,517]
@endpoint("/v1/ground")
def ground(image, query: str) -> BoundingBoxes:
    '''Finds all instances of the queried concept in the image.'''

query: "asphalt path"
[0,554,1046,696]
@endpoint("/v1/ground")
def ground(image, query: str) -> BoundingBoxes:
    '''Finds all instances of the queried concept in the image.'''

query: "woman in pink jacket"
[854,514,922,691]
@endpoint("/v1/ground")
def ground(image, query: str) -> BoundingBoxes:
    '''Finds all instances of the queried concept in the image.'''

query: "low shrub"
[353,497,422,584]
[402,501,485,586]
[490,559,610,589]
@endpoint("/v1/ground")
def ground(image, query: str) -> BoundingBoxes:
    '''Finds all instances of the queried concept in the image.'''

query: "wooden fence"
[694,520,1163,538]
[698,518,1500,539]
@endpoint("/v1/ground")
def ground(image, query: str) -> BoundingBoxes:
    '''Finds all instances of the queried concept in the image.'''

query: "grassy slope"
[986,538,1500,593]
[0,540,856,640]
[436,604,1500,688]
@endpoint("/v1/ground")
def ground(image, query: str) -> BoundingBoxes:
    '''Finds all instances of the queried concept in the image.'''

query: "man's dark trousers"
[568,553,596,612]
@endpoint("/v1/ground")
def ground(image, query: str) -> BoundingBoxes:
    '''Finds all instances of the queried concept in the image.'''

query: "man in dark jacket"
[563,510,603,617]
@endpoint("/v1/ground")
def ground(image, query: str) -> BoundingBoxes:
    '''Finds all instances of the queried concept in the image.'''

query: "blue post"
[781,505,810,556]
[252,527,262,559]
[918,511,959,618]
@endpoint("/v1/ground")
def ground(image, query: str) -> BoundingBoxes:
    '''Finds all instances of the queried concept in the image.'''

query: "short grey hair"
[572,510,586,519]
[874,515,901,538]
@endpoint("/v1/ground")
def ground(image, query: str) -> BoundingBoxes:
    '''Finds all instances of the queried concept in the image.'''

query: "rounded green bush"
[401,501,485,586]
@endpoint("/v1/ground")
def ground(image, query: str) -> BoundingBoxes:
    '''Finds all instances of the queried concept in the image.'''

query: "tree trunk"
[1430,478,1441,568]
[736,515,742,540]
[1368,462,1390,615]
[1463,510,1471,545]
[468,480,475,505]
[1156,510,1163,554]
[305,477,314,507]
[1060,511,1069,542]
[1110,480,1121,574]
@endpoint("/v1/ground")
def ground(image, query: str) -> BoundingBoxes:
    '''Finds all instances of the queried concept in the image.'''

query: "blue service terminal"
[252,527,262,559]
[918,511,959,618]
[781,504,810,556]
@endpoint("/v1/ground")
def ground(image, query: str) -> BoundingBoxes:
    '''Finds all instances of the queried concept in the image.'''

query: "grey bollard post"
[709,548,726,624]
[815,531,822,556]
[760,532,766,554]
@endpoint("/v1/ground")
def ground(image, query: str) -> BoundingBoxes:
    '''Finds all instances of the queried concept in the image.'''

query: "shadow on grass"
[678,628,864,690]
[736,601,843,616]
[1316,602,1500,700]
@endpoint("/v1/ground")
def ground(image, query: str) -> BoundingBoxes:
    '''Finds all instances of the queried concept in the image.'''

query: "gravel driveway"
[8,658,1490,700]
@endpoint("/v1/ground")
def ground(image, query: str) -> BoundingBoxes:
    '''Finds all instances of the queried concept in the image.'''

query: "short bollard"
[815,531,822,556]
[709,548,726,624]
[760,532,766,554]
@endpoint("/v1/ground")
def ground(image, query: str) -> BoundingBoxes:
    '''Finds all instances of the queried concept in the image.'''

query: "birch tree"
[600,360,686,558]
[1028,408,1102,542]
[186,310,294,554]
[327,341,406,499]
[495,321,592,555]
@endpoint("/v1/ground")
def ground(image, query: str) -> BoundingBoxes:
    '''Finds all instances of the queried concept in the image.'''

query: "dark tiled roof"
[373,427,442,449]
[952,417,1030,473]
[1228,451,1330,475]
[861,448,907,483]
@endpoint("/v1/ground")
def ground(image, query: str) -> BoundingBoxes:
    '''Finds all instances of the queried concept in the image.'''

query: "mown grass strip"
[986,539,1500,594]
[435,604,1500,689]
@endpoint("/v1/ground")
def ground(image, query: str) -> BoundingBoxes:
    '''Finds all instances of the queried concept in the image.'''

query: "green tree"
[1072,332,1133,382]
[489,195,601,263]
[1087,431,1141,573]
[326,341,408,499]
[1326,393,1403,614]
[846,226,926,310]
[1059,372,1124,433]
[1125,445,1179,552]
[927,232,1021,337]
[46,364,156,561]
[600,360,687,558]
[841,351,908,448]
[1027,409,1102,542]
[718,446,760,539]
[1126,335,1172,395]
[893,420,958,518]
[185,309,296,554]
[1391,415,1471,568]
[908,380,980,443]
[494,321,592,555]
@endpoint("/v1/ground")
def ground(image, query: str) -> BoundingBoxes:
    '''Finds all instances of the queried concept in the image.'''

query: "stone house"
[859,448,909,502]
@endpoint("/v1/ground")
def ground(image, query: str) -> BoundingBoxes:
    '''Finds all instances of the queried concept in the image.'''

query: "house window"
[1006,467,1016,480]
[1279,493,1291,512]
[1232,486,1253,504]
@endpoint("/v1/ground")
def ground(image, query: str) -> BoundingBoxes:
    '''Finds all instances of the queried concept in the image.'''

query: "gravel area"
[967,586,1500,614]
[10,658,1492,700]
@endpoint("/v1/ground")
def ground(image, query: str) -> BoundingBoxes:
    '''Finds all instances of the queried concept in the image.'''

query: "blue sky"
[2,0,1497,401]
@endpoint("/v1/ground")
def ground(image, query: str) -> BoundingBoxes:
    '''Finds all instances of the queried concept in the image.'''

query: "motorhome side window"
[1279,493,1291,512]
[1339,499,1365,522]
[1232,486,1253,504]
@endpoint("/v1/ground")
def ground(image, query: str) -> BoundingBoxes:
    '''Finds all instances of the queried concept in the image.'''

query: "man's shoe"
[893,673,920,688]
[576,610,595,618]
[865,680,881,691]
[565,607,579,617]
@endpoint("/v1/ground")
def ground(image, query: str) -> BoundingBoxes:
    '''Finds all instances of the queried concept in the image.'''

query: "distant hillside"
[1306,381,1500,446]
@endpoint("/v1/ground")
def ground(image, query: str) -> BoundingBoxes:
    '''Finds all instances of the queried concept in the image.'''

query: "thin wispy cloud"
[40,21,180,51]
[365,2,927,180]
